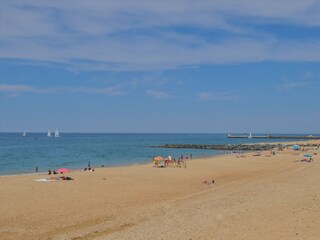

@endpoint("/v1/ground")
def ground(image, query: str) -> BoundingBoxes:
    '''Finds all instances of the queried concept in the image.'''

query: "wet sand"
[1,141,320,240]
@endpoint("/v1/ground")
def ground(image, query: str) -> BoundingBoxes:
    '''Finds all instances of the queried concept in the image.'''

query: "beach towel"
[34,178,55,182]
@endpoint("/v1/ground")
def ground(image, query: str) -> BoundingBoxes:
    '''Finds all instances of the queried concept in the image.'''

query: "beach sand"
[1,141,320,240]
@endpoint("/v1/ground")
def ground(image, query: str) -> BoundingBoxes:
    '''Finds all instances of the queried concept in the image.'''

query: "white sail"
[47,130,52,137]
[248,132,252,138]
[22,131,27,137]
[54,128,60,137]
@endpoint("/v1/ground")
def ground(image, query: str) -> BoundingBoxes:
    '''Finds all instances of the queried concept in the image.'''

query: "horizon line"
[1,132,319,135]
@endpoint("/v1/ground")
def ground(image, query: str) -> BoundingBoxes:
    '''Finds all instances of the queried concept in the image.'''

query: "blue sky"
[1,0,320,133]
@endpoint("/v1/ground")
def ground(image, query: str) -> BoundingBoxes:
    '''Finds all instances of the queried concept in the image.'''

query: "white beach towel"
[34,178,55,182]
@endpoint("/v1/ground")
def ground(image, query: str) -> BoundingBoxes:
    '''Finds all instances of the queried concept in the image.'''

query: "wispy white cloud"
[304,71,314,78]
[0,84,51,94]
[276,82,310,92]
[0,84,126,96]
[74,86,125,96]
[197,92,243,101]
[146,89,172,99]
[1,1,320,71]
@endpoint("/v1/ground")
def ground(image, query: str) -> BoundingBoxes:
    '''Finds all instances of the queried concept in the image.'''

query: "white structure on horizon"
[248,132,252,138]
[47,130,52,137]
[22,131,27,137]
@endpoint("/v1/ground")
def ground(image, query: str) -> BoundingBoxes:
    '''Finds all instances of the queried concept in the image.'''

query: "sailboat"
[47,130,52,137]
[22,131,27,137]
[54,128,60,137]
[248,132,252,139]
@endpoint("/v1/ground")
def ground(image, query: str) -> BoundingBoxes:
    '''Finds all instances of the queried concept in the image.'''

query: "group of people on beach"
[47,169,73,180]
[153,153,192,168]
[83,161,95,171]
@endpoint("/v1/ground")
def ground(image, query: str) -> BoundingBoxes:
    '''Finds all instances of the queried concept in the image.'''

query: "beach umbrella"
[153,156,164,161]
[303,154,312,158]
[56,168,70,173]
[293,145,299,150]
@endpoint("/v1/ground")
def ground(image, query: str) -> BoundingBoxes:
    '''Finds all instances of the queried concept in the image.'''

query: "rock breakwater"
[152,143,318,151]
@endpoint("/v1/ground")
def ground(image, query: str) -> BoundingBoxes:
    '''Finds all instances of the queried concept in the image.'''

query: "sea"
[0,133,307,175]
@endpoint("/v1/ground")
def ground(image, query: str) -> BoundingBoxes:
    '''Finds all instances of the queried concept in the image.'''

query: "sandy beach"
[1,141,320,240]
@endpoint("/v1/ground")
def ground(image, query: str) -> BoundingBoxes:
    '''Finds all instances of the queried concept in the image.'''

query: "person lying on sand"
[60,176,73,180]
[203,179,215,185]
[299,158,313,163]
[294,158,313,163]
[83,167,95,172]
[48,176,73,181]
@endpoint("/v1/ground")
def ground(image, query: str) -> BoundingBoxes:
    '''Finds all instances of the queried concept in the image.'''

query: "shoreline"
[0,154,220,177]
[0,162,149,178]
[0,155,214,177]
[1,139,319,177]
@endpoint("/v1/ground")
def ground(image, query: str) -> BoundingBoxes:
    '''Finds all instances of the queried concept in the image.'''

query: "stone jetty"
[152,143,319,151]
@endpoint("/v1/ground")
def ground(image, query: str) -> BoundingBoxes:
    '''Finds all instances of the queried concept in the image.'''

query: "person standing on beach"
[168,155,172,167]
[35,164,38,173]
[190,153,192,160]
[88,161,91,168]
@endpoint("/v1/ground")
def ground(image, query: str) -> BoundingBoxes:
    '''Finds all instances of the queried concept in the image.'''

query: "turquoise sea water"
[0,133,308,175]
